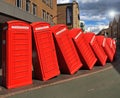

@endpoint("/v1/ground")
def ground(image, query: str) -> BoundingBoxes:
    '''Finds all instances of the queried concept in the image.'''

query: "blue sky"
[57,0,120,33]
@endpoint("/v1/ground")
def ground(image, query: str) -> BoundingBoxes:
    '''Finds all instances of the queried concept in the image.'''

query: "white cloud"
[79,0,99,3]
[86,24,108,34]
[57,0,100,4]
[81,15,106,21]
[57,0,72,4]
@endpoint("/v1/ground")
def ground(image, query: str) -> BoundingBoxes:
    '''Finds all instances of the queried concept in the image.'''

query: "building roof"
[97,28,109,35]
[115,14,120,23]
[57,1,78,6]
[109,14,120,26]
[109,20,113,26]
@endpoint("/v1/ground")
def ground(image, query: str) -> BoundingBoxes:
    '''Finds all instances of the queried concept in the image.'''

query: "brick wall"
[3,0,57,24]
[73,1,80,28]
[57,1,80,29]
[57,5,67,25]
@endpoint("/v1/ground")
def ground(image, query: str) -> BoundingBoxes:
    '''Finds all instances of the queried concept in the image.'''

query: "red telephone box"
[68,29,97,69]
[112,39,116,54]
[51,25,82,74]
[96,36,114,62]
[2,20,32,89]
[31,22,60,81]
[112,39,116,50]
[106,38,116,56]
[84,33,107,66]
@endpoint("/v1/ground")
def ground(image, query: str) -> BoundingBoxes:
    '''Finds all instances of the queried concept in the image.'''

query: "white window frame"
[50,0,53,8]
[32,3,37,16]
[26,0,30,12]
[50,15,53,22]
[16,0,22,8]
[46,12,49,21]
[42,10,46,20]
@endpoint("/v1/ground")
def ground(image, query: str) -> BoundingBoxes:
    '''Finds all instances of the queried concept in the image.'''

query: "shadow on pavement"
[0,44,119,97]
[111,46,120,74]
[0,76,2,86]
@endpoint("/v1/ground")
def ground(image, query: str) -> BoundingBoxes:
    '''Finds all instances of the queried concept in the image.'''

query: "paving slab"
[6,64,120,98]
[0,46,120,98]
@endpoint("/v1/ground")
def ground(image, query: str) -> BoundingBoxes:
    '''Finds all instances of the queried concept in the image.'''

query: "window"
[46,0,49,5]
[32,3,37,16]
[16,0,22,8]
[46,13,49,21]
[114,31,117,35]
[42,10,52,22]
[42,0,45,3]
[66,6,72,25]
[42,10,46,20]
[50,15,53,22]
[26,0,30,12]
[42,0,52,7]
[80,22,84,28]
[78,14,80,20]
[50,0,53,8]
[48,14,52,22]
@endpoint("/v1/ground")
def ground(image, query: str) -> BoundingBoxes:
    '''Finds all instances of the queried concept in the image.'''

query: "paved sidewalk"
[0,47,120,98]
[7,65,120,98]
[0,63,113,97]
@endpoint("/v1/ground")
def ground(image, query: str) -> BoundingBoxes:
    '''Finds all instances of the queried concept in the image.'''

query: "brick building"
[98,15,120,46]
[98,28,109,37]
[0,0,57,67]
[57,1,80,29]
[109,15,120,45]
[0,0,57,24]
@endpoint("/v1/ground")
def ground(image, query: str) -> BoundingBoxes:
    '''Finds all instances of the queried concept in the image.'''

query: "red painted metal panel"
[2,20,32,89]
[31,22,60,81]
[96,36,114,62]
[84,33,107,66]
[51,25,82,74]
[69,29,97,69]
[112,39,116,49]
[106,38,116,56]
[112,39,116,54]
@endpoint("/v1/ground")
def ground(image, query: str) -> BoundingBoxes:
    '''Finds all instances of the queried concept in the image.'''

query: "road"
[1,46,120,98]
[7,65,120,98]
